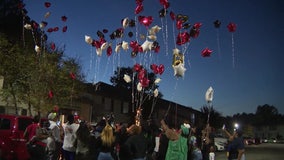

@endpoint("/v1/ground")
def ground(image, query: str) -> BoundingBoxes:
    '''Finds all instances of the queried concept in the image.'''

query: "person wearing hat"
[47,112,62,160]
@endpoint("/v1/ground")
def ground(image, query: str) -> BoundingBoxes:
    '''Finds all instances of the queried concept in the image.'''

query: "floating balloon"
[201,48,213,57]
[138,16,153,28]
[85,35,93,44]
[61,16,67,22]
[141,40,153,52]
[122,17,129,28]
[137,82,142,92]
[51,42,55,51]
[214,20,221,28]
[70,72,76,80]
[135,4,144,14]
[100,42,108,50]
[123,74,131,83]
[115,43,122,53]
[154,78,161,84]
[24,24,32,30]
[170,11,175,21]
[62,26,67,32]
[159,8,167,17]
[173,63,186,77]
[44,2,51,8]
[122,41,129,51]
[39,21,48,29]
[153,88,159,97]
[44,12,51,18]
[107,46,112,56]
[35,45,41,53]
[205,86,214,102]
[96,48,102,56]
[48,90,53,99]
[227,22,237,32]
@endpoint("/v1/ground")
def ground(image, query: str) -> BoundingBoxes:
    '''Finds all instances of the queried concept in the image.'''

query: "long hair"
[76,122,90,145]
[100,123,115,147]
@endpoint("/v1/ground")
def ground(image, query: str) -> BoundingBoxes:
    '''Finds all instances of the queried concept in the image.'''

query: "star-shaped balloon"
[173,63,186,77]
[201,48,213,57]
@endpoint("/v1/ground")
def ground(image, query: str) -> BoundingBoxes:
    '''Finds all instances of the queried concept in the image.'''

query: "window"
[0,118,11,130]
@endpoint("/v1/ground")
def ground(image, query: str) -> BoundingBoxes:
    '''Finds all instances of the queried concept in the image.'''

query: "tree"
[253,104,279,127]
[200,105,223,129]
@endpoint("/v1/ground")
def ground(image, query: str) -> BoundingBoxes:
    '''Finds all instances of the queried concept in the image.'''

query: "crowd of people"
[23,113,245,160]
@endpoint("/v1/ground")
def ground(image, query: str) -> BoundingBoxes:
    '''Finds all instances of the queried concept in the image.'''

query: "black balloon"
[97,30,104,38]
[131,51,138,58]
[182,23,191,29]
[129,19,136,27]
[214,20,221,28]
[128,31,133,38]
[159,8,167,17]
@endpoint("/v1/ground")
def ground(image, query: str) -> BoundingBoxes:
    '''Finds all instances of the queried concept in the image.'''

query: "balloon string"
[172,21,177,50]
[216,29,221,60]
[231,33,235,68]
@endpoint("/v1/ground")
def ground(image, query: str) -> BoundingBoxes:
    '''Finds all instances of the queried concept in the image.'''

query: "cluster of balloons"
[21,1,68,54]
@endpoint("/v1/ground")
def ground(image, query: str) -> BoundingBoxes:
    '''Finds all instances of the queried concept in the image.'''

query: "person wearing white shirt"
[62,114,79,160]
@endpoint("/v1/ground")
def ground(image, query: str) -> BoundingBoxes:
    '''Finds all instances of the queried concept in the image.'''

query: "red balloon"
[44,2,51,8]
[62,26,67,32]
[138,16,153,28]
[53,105,59,112]
[158,64,165,75]
[70,72,76,80]
[176,32,190,45]
[107,46,112,57]
[140,77,149,88]
[135,4,144,14]
[176,19,183,30]
[53,27,59,32]
[227,22,237,32]
[133,63,142,72]
[61,16,67,22]
[201,48,213,57]
[48,90,53,99]
[47,28,53,33]
[51,42,55,50]
[170,11,175,21]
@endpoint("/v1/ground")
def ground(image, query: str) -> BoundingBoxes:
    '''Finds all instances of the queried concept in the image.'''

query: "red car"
[0,114,34,160]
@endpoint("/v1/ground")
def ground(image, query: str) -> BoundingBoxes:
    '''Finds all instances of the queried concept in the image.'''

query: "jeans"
[97,152,114,160]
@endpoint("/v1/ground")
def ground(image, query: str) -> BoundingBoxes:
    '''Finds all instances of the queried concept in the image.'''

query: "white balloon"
[122,17,129,28]
[141,40,153,52]
[44,11,51,19]
[115,44,121,53]
[173,63,186,77]
[34,45,41,53]
[24,24,32,30]
[173,48,180,55]
[137,82,142,92]
[100,42,108,50]
[147,35,157,41]
[96,48,102,56]
[85,35,93,45]
[205,86,214,102]
[154,78,161,84]
[122,41,129,51]
[153,88,159,97]
[149,25,161,35]
[123,74,131,83]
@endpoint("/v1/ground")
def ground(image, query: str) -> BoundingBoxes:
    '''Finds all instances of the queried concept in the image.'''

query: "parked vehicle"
[0,114,48,160]
[214,136,228,151]
[0,114,33,160]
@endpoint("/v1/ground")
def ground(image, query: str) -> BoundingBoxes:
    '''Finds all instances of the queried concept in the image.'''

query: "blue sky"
[23,0,284,116]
